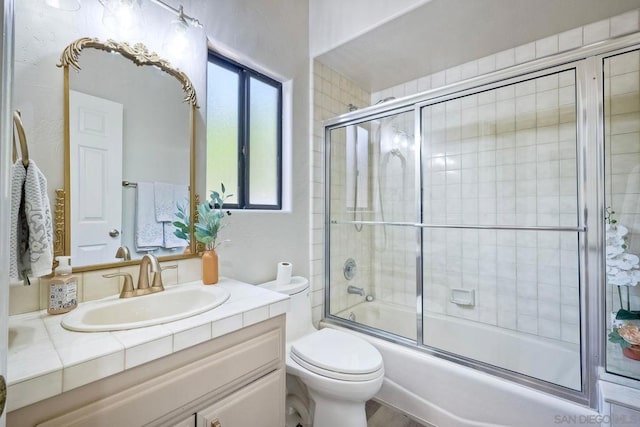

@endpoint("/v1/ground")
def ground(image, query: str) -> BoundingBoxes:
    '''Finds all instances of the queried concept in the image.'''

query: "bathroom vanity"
[6,279,288,426]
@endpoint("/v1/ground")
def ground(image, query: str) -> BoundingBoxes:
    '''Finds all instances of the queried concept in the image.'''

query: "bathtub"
[331,301,597,427]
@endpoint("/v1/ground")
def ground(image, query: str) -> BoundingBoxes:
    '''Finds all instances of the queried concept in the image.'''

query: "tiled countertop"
[7,278,289,412]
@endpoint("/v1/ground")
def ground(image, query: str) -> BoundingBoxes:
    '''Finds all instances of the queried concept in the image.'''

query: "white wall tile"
[583,19,611,44]
[558,28,583,52]
[535,35,559,58]
[417,75,432,92]
[515,42,535,64]
[495,49,515,70]
[478,55,496,75]
[446,66,462,84]
[432,70,446,88]
[610,9,640,37]
[461,60,479,80]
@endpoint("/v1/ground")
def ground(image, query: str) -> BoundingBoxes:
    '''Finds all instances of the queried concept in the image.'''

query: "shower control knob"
[344,258,357,280]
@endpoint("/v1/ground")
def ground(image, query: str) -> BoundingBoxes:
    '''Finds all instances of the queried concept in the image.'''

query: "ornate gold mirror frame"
[55,37,198,271]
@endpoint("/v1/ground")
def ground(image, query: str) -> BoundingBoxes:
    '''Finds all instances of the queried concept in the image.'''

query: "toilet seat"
[290,328,383,382]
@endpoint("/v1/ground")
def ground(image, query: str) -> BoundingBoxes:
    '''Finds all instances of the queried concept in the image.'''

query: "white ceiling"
[316,0,640,92]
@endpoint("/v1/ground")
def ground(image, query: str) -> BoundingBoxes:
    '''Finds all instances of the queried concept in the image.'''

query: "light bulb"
[162,7,190,59]
[102,0,142,32]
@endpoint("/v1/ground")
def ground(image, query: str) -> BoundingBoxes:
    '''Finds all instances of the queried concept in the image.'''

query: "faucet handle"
[102,272,135,298]
[151,264,177,291]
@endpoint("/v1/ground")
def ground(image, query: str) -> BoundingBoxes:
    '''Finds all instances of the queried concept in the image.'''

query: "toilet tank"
[258,276,314,342]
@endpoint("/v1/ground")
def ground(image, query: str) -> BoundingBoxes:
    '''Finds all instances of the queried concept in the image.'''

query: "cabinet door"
[197,370,284,427]
[171,414,195,427]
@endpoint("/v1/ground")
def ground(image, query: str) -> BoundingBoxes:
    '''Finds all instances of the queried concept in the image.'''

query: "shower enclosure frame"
[322,32,640,408]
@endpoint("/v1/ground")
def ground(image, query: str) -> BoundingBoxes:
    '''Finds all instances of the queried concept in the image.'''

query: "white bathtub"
[332,302,597,427]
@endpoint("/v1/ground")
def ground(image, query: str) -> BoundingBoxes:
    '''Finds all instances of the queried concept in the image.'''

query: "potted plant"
[174,183,232,285]
[606,207,640,360]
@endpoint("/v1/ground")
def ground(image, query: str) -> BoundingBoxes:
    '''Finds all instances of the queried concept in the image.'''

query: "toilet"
[259,276,384,427]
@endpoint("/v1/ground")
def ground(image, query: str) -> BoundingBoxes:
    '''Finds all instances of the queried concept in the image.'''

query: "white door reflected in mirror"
[70,90,123,266]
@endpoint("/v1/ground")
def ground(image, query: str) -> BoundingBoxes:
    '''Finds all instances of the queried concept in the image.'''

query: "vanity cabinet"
[8,316,285,427]
[196,370,284,427]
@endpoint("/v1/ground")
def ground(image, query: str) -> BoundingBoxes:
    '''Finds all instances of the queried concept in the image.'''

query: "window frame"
[206,51,283,210]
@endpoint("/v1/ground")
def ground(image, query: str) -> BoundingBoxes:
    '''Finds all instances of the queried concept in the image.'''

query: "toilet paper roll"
[276,262,293,285]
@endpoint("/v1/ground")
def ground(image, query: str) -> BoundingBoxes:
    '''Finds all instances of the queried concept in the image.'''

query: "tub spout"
[347,285,365,296]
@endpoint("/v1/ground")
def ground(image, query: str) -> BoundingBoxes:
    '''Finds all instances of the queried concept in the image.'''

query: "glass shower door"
[420,68,583,390]
[327,110,417,340]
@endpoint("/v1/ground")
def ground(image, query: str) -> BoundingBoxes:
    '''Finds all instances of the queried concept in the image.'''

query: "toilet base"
[307,389,367,427]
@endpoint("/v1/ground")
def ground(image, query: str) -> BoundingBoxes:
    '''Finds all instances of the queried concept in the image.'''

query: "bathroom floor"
[366,400,430,427]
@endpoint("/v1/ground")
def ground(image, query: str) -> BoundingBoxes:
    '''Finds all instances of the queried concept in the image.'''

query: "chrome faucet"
[347,285,365,296]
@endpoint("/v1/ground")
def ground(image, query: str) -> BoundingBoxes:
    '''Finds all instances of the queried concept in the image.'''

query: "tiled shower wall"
[311,61,370,322]
[370,113,417,308]
[421,71,580,343]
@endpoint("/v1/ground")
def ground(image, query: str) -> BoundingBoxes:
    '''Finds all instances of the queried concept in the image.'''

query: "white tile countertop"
[6,278,289,412]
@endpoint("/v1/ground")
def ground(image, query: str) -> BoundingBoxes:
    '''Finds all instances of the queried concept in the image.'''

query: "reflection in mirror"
[604,49,640,381]
[59,38,197,269]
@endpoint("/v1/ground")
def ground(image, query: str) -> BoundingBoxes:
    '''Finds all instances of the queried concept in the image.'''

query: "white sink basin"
[62,283,230,332]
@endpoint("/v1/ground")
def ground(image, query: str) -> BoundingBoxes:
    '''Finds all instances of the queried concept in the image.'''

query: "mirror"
[57,38,198,269]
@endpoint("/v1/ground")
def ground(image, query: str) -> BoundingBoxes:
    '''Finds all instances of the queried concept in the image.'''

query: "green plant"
[609,328,632,349]
[174,183,232,250]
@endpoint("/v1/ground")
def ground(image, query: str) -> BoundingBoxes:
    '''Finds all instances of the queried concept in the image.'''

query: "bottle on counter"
[47,256,78,315]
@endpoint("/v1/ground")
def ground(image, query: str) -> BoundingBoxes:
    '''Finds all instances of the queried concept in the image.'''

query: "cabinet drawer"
[197,369,284,427]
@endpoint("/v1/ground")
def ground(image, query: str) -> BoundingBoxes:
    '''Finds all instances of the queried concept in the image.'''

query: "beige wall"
[187,0,310,285]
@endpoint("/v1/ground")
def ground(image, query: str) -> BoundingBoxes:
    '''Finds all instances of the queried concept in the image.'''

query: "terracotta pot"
[623,345,640,361]
[202,249,219,285]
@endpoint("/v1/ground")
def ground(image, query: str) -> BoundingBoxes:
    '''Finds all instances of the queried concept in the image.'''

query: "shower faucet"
[347,285,365,296]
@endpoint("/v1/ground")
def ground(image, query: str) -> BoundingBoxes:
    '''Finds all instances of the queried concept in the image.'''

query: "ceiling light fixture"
[149,0,202,28]
[162,5,190,56]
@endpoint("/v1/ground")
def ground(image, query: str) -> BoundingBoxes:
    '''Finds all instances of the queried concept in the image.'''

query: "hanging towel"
[163,184,189,249]
[135,182,163,251]
[154,181,175,222]
[10,159,53,282]
[10,160,27,282]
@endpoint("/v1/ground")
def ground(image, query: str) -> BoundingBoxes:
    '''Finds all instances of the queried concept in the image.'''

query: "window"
[206,51,283,209]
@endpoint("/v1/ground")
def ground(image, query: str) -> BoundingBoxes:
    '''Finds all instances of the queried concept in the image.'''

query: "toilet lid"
[290,329,383,381]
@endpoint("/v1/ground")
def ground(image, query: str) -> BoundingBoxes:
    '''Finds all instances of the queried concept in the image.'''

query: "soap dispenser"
[47,256,78,315]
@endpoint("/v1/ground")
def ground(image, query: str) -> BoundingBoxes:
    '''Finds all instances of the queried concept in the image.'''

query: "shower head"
[374,96,396,105]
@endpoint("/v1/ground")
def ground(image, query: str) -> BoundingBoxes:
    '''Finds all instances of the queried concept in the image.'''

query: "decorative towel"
[163,184,189,249]
[10,159,54,283]
[135,182,163,251]
[154,181,175,222]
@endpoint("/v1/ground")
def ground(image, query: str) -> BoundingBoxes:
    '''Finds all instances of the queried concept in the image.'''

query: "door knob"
[109,229,120,238]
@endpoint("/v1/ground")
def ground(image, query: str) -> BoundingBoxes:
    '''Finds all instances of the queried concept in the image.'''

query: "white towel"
[10,160,27,282]
[162,184,189,249]
[10,159,53,282]
[154,182,175,222]
[163,222,187,249]
[135,182,163,251]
